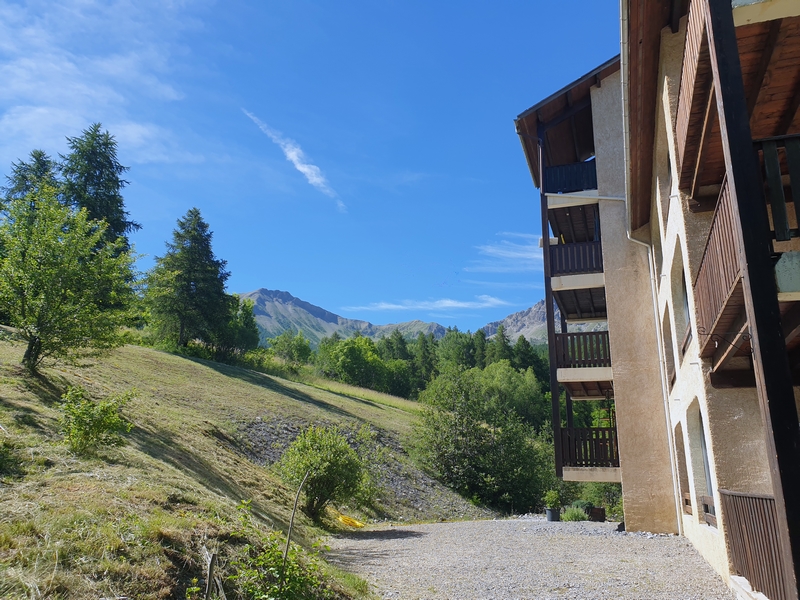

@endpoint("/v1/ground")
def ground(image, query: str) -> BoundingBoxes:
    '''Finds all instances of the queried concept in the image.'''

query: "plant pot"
[546,508,560,521]
[588,507,606,522]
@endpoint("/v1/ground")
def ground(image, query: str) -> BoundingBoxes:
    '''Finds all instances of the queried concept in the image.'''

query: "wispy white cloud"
[343,295,510,312]
[465,232,543,273]
[243,109,346,212]
[0,0,201,167]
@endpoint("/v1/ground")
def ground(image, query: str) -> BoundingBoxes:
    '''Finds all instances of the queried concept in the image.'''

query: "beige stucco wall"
[592,73,679,534]
[652,19,773,583]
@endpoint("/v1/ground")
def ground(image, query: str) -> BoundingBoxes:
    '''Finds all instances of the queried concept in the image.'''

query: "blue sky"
[0,0,620,333]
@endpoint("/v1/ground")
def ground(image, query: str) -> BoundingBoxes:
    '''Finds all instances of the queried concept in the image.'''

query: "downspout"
[620,0,684,535]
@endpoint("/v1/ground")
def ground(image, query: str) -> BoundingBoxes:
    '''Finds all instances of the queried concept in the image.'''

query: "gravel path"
[326,517,737,599]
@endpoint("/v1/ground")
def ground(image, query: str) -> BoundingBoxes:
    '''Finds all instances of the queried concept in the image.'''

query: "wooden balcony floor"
[562,379,614,400]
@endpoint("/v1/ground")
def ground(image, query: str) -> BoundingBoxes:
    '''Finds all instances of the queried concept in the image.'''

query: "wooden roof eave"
[515,56,622,190]
[625,0,674,232]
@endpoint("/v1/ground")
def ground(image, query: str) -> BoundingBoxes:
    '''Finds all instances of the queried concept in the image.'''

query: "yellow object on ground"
[336,513,365,528]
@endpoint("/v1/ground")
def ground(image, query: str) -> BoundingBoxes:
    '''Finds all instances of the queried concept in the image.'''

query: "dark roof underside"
[516,57,621,189]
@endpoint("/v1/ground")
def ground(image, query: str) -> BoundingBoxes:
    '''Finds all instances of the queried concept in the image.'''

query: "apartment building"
[516,1,800,598]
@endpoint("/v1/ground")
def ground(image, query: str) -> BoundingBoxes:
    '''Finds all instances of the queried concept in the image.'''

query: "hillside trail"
[326,517,736,600]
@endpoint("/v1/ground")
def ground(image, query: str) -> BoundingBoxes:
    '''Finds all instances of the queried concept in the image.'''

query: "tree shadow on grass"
[183,357,361,420]
[17,369,70,406]
[127,421,293,535]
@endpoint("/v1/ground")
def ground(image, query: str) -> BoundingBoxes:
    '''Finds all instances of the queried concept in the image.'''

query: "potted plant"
[544,490,562,522]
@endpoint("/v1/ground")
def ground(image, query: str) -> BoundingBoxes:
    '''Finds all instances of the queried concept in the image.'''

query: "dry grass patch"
[0,340,392,598]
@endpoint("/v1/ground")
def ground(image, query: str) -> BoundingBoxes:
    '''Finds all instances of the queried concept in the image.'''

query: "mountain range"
[241,288,588,348]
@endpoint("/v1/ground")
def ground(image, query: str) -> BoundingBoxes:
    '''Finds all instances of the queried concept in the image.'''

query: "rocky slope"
[482,299,606,344]
[241,288,446,347]
[242,289,605,348]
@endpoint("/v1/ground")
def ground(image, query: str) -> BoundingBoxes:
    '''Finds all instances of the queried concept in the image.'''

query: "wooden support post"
[540,124,563,478]
[705,0,800,596]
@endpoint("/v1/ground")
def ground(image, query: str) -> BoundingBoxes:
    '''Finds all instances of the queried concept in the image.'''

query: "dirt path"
[326,517,736,600]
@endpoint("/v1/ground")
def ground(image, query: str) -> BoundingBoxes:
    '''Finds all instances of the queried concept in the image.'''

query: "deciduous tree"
[0,186,134,372]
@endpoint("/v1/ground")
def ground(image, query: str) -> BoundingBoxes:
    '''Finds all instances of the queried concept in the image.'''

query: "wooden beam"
[690,84,717,199]
[566,90,582,161]
[566,211,578,243]
[540,96,592,132]
[747,19,782,119]
[539,122,563,478]
[711,309,748,372]
[670,0,682,33]
[572,290,583,319]
[538,110,555,167]
[581,206,591,242]
[776,79,800,137]
[782,303,800,346]
[705,0,800,595]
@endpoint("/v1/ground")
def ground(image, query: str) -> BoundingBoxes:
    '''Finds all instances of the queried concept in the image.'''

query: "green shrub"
[571,499,593,512]
[562,507,589,521]
[59,386,133,455]
[230,531,335,600]
[276,425,367,520]
[415,365,554,513]
[582,482,623,519]
[544,489,562,510]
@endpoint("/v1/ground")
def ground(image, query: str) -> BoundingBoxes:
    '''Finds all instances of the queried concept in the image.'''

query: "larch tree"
[2,150,61,206]
[61,123,140,248]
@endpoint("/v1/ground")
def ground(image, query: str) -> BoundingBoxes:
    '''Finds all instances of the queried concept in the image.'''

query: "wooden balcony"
[555,331,611,368]
[549,241,603,276]
[560,427,619,468]
[720,490,793,600]
[544,160,597,194]
[693,135,800,371]
[676,0,713,195]
[692,176,746,363]
[754,135,800,242]
[555,331,613,399]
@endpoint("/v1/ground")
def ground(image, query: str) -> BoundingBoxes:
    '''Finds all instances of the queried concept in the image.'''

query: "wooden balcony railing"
[692,176,742,357]
[560,427,619,468]
[550,241,603,276]
[754,134,800,242]
[719,489,792,600]
[555,331,611,369]
[700,494,717,528]
[544,160,597,194]
[676,0,709,183]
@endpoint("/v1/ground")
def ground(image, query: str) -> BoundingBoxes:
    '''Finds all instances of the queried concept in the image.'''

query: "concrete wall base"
[563,466,622,482]
[729,575,769,600]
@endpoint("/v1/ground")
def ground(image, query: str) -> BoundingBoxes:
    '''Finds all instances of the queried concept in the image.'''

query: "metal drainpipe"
[620,0,684,535]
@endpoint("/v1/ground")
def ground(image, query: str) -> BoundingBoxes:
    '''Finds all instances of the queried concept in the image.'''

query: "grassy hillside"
[0,336,493,599]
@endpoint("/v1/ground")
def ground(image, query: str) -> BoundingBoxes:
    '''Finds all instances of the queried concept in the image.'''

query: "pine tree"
[414,332,438,385]
[61,123,140,248]
[485,324,513,366]
[147,208,230,347]
[473,329,487,369]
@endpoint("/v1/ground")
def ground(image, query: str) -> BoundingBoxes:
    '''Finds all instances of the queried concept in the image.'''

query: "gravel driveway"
[326,517,736,599]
